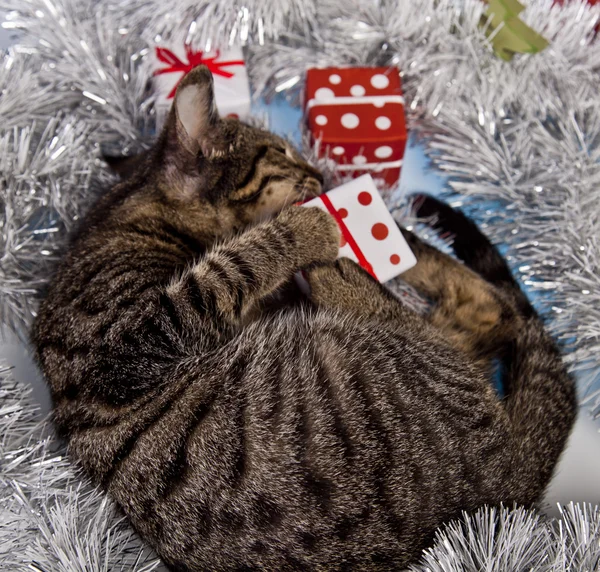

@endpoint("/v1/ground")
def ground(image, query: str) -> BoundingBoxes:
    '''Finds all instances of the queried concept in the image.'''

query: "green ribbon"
[482,0,549,61]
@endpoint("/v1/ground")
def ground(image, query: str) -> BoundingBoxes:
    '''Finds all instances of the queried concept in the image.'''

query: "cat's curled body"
[32,67,577,571]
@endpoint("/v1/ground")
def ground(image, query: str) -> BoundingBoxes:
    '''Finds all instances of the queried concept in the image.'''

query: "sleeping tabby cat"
[32,66,577,571]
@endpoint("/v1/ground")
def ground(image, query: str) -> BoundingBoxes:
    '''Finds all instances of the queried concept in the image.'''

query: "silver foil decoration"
[0,365,163,570]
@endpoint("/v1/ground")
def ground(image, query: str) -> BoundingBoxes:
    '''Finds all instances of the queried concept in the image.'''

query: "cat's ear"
[172,65,225,157]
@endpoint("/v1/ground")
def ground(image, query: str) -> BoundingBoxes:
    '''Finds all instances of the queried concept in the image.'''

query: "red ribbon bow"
[154,46,245,99]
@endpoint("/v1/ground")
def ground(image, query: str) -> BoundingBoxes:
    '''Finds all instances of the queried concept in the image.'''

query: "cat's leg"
[306,258,413,322]
[399,229,520,358]
[165,206,340,329]
[306,230,519,359]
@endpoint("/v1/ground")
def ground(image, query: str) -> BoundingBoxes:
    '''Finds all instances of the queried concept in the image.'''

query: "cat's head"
[146,65,323,232]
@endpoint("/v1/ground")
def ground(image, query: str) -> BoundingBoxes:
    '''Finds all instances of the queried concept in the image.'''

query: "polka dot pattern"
[358,191,372,206]
[371,74,390,89]
[371,223,389,241]
[375,146,393,159]
[375,116,391,130]
[337,208,348,218]
[315,87,335,100]
[341,113,359,129]
[305,67,408,195]
[390,254,400,265]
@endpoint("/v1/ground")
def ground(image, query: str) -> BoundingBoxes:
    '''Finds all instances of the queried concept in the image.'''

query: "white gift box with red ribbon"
[152,44,251,130]
[301,174,416,285]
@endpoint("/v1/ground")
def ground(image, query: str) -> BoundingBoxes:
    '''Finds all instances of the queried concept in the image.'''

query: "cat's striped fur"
[32,66,576,571]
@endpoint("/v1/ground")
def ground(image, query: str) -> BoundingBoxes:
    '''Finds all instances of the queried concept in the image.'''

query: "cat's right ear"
[171,65,224,158]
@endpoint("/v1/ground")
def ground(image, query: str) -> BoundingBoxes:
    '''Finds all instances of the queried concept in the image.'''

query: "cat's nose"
[305,176,323,198]
[303,162,324,185]
[310,169,324,185]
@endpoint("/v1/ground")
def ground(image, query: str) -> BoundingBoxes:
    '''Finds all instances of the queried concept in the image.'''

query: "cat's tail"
[412,194,577,502]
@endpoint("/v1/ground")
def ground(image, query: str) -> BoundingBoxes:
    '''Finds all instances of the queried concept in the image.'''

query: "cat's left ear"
[172,65,228,157]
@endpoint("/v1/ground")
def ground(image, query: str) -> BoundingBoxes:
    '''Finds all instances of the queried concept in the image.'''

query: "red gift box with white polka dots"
[305,67,407,187]
[302,175,416,283]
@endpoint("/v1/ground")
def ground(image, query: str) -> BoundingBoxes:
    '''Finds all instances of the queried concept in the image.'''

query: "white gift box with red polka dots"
[152,44,251,131]
[303,175,417,283]
[305,67,408,188]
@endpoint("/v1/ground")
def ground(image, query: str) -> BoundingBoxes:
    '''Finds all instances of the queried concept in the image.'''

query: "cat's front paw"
[277,206,340,268]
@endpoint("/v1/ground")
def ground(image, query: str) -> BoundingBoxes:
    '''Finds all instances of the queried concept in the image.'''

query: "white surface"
[544,412,600,515]
[0,327,51,413]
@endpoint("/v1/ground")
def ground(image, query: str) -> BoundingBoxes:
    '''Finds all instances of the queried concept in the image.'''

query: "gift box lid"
[305,67,404,101]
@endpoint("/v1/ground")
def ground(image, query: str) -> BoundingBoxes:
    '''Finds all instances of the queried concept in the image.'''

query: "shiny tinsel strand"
[1,0,156,150]
[552,502,600,570]
[409,502,600,571]
[409,505,553,572]
[0,50,70,130]
[138,0,319,50]
[0,118,114,336]
[0,364,163,571]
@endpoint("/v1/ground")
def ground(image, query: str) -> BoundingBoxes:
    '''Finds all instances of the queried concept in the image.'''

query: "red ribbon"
[154,46,245,99]
[318,194,377,281]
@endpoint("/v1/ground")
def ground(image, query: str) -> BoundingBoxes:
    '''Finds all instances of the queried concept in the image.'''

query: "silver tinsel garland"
[1,0,600,568]
[0,116,113,332]
[0,365,162,571]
